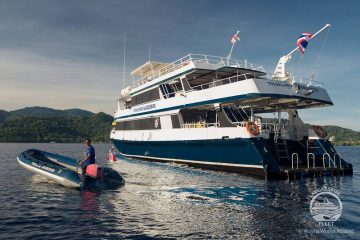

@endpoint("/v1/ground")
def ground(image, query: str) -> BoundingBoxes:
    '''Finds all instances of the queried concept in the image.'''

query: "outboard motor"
[86,164,103,179]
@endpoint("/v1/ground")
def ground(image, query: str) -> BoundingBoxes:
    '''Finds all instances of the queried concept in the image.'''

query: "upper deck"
[129,54,265,94]
[115,53,332,121]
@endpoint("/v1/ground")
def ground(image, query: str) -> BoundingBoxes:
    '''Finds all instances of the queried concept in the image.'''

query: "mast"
[121,32,126,89]
[272,24,331,81]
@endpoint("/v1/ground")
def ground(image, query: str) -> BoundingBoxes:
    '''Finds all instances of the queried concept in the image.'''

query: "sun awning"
[131,61,169,77]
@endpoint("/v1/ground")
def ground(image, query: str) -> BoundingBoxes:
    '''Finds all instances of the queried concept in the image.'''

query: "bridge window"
[132,88,160,106]
[115,117,161,130]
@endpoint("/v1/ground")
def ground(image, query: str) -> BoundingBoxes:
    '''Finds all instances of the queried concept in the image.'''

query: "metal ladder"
[275,138,290,165]
[306,140,319,154]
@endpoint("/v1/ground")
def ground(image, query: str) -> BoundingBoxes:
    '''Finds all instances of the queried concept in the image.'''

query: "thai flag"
[297,32,313,54]
[231,31,240,44]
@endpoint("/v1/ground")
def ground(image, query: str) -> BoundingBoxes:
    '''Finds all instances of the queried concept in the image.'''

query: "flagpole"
[286,24,331,57]
[227,42,235,65]
[227,30,239,65]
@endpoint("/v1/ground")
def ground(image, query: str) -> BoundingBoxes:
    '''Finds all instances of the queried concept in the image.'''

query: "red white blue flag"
[231,31,240,44]
[297,32,313,54]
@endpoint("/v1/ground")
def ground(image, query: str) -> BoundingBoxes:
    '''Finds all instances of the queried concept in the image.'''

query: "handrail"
[334,153,342,168]
[291,153,299,169]
[299,77,324,87]
[190,73,250,91]
[307,153,316,169]
[322,153,336,168]
[268,71,324,88]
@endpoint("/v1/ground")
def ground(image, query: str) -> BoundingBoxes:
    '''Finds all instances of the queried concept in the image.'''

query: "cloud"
[0,49,122,113]
[0,0,359,131]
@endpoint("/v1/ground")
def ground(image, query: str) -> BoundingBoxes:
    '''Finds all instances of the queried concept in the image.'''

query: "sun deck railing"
[191,72,253,91]
[131,54,264,89]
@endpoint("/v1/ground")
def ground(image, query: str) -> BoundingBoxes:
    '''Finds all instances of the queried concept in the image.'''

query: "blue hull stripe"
[118,151,264,169]
[115,93,332,120]
[111,138,281,174]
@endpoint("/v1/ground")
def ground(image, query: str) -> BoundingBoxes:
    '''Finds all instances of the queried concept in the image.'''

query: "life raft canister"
[246,121,260,136]
[313,125,327,138]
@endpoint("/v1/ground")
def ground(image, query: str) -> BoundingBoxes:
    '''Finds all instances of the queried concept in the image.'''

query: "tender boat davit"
[17,149,125,189]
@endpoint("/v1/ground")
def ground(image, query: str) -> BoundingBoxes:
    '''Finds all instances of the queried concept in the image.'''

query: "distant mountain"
[62,108,94,117]
[10,106,94,117]
[0,106,94,122]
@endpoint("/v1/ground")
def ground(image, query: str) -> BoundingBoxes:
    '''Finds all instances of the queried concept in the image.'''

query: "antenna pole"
[122,32,126,88]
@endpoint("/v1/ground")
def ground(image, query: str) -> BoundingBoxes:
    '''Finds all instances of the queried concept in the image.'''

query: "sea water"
[0,143,359,239]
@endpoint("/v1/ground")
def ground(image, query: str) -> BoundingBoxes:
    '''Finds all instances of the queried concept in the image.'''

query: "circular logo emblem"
[310,191,342,222]
[154,118,159,128]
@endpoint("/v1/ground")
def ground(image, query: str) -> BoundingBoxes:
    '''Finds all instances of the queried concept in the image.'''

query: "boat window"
[115,117,161,130]
[171,115,181,128]
[125,100,132,109]
[181,79,192,92]
[179,108,218,127]
[132,88,160,106]
[223,106,249,123]
[160,84,176,99]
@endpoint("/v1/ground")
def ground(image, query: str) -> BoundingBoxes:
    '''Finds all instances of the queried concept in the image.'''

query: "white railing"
[334,153,342,168]
[322,152,337,168]
[191,73,252,91]
[270,71,324,88]
[131,54,264,89]
[292,153,299,169]
[307,153,316,168]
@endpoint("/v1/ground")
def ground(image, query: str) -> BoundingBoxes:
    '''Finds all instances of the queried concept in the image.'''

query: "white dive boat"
[110,24,353,179]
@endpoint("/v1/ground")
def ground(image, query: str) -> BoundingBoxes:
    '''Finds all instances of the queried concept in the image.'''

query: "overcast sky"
[0,0,359,130]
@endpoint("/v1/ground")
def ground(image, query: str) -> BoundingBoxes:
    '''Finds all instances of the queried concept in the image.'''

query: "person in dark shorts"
[79,138,96,174]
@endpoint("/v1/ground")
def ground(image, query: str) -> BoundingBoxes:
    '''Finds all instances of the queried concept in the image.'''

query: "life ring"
[246,122,260,136]
[313,125,327,138]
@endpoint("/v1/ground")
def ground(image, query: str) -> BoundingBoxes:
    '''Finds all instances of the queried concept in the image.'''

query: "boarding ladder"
[275,138,290,165]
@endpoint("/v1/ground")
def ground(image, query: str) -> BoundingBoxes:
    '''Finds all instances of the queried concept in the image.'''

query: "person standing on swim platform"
[80,138,96,173]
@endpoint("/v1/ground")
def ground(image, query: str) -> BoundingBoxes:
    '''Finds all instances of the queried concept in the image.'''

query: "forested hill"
[0,107,359,145]
[324,125,360,146]
[0,107,113,143]
[1,106,93,120]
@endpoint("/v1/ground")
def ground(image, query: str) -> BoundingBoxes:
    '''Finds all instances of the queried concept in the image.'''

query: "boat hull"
[112,137,282,178]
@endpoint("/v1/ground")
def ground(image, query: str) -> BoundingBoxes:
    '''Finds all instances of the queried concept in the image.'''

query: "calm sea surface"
[0,143,359,239]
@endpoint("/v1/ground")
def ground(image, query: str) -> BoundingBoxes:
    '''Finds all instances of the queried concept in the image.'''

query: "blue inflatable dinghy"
[17,149,124,189]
